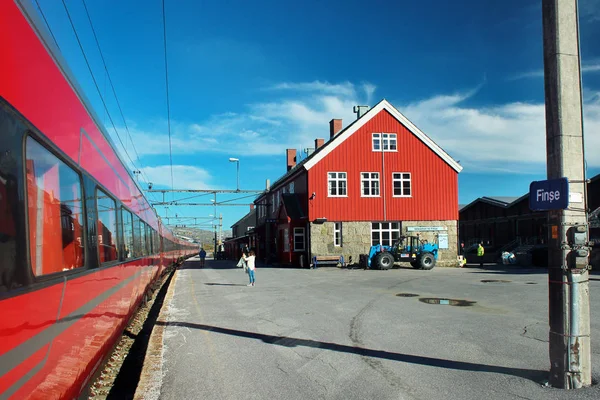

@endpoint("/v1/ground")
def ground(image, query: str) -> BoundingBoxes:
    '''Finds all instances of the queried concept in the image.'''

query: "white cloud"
[509,61,600,81]
[117,80,376,158]
[269,81,357,98]
[112,79,600,176]
[140,165,213,190]
[399,88,600,172]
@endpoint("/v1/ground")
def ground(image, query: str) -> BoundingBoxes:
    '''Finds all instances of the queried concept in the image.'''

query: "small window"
[122,208,134,259]
[334,222,342,247]
[361,172,380,197]
[145,224,151,255]
[133,216,142,257]
[328,172,347,197]
[283,228,290,252]
[372,133,381,151]
[393,172,412,197]
[97,189,118,264]
[372,133,397,152]
[289,182,295,194]
[371,222,400,247]
[293,227,305,251]
[140,221,148,257]
[26,137,85,275]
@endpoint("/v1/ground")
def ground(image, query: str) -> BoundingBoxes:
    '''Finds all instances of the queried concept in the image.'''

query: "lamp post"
[229,157,240,192]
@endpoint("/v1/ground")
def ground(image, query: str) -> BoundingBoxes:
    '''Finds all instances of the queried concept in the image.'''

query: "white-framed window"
[289,181,295,194]
[361,172,380,197]
[392,172,411,197]
[293,227,305,251]
[284,228,290,252]
[372,133,397,152]
[334,222,342,247]
[371,222,400,246]
[328,172,347,197]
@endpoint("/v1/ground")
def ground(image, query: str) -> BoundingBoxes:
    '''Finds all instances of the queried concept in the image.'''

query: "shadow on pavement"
[204,283,247,286]
[158,321,548,383]
[463,263,548,275]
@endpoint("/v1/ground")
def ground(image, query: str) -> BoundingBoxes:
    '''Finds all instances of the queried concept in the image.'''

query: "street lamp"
[229,157,240,192]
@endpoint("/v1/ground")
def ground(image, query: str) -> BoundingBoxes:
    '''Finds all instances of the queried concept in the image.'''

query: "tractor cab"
[367,235,439,270]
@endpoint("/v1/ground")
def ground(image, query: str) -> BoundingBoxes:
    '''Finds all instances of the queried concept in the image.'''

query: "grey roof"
[281,194,306,219]
[481,196,521,206]
[230,208,256,228]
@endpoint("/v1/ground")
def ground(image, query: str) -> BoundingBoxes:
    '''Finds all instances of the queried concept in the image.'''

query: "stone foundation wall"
[310,222,372,265]
[309,220,459,267]
[401,220,458,267]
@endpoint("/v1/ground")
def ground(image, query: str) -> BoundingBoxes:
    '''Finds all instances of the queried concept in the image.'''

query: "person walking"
[477,242,485,268]
[458,242,466,268]
[242,249,256,287]
[199,248,206,268]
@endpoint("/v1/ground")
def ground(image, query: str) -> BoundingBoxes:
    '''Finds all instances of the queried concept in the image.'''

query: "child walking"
[242,250,256,286]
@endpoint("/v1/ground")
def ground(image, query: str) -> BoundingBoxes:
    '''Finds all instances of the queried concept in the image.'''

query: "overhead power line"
[59,0,162,204]
[78,0,158,203]
[33,0,61,50]
[161,0,175,196]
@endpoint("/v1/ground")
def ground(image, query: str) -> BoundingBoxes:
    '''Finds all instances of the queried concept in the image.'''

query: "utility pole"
[219,213,223,245]
[543,0,591,389]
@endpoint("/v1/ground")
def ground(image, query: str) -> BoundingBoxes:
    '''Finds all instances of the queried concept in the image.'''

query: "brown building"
[459,172,600,267]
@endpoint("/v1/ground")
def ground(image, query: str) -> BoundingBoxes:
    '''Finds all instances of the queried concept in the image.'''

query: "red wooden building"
[251,100,462,267]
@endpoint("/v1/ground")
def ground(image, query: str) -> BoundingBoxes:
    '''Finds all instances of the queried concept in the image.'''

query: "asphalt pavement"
[143,257,600,400]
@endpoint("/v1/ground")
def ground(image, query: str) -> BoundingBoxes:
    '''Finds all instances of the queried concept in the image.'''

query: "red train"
[0,1,197,398]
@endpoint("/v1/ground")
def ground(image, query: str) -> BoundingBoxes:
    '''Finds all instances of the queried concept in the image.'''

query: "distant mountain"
[170,226,231,249]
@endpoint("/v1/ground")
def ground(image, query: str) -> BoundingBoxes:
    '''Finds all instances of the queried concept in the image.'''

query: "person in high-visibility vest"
[477,242,485,268]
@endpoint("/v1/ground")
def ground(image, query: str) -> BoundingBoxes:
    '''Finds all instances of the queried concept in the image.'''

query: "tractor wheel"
[375,252,394,270]
[419,253,436,270]
[410,260,421,269]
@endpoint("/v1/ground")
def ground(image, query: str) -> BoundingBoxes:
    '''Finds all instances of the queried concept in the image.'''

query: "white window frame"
[392,172,412,197]
[360,172,380,197]
[371,222,400,247]
[293,227,305,251]
[327,172,347,197]
[334,222,342,247]
[283,228,290,252]
[372,133,397,152]
[276,190,280,210]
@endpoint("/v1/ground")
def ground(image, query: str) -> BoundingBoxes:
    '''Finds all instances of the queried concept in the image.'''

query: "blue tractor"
[367,235,438,270]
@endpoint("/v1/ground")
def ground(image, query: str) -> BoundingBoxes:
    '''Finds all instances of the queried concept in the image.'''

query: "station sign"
[529,177,569,211]
[406,226,447,232]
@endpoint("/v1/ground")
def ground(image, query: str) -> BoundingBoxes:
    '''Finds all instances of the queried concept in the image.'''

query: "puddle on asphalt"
[480,279,512,283]
[419,298,476,307]
[525,282,538,285]
[395,293,419,297]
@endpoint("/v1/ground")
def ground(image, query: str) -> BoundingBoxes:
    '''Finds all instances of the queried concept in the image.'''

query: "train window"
[133,216,141,257]
[25,137,85,276]
[122,208,134,259]
[140,222,148,257]
[96,188,118,264]
[148,226,154,254]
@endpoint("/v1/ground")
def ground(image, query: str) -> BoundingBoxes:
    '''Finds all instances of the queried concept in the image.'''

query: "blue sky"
[33,0,600,231]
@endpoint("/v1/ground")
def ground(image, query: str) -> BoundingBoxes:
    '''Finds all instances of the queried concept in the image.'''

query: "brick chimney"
[250,204,254,211]
[329,119,342,139]
[286,149,297,171]
[315,138,325,150]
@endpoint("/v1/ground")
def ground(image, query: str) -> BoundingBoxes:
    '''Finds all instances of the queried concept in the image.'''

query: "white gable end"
[303,99,463,173]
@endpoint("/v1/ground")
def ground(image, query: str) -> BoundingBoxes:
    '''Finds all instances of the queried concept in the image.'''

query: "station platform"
[133,256,600,400]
